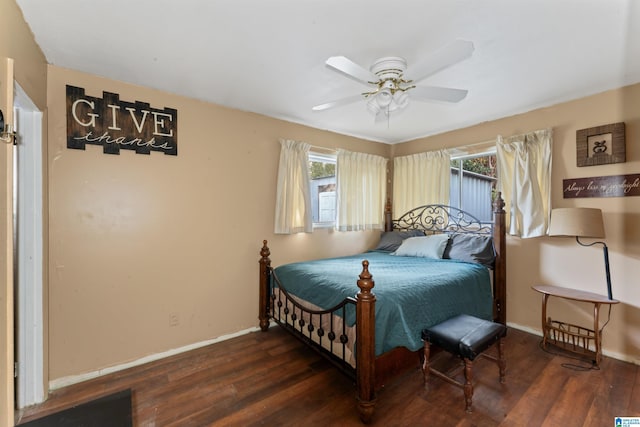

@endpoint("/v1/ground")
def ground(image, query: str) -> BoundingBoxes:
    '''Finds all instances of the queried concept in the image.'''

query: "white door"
[14,83,44,408]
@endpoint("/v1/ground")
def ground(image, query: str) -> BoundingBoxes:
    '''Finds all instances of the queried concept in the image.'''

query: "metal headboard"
[392,204,493,235]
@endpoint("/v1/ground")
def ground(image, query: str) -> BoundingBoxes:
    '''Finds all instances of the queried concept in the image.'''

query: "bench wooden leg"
[498,338,506,384]
[422,340,431,388]
[463,358,473,413]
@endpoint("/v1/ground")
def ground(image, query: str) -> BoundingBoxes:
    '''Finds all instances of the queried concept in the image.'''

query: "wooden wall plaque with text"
[66,85,178,155]
[563,174,640,198]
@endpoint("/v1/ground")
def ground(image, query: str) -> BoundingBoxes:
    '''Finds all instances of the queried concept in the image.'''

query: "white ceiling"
[15,0,640,144]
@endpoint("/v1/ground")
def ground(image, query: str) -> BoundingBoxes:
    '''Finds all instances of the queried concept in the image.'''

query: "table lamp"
[548,207,612,300]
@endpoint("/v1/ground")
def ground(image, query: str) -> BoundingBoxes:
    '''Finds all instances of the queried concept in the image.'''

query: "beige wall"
[47,65,390,380]
[1,0,47,424]
[0,0,47,110]
[393,83,640,364]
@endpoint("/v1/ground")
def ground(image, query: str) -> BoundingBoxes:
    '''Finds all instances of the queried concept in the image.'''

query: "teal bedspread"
[273,251,492,356]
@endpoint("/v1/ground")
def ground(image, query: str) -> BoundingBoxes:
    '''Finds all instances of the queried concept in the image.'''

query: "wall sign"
[563,173,640,198]
[66,85,178,155]
[576,122,625,167]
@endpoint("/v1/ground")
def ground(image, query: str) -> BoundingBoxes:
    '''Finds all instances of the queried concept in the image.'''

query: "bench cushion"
[422,314,506,360]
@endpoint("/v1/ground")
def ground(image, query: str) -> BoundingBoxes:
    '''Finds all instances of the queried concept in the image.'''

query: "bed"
[258,194,506,423]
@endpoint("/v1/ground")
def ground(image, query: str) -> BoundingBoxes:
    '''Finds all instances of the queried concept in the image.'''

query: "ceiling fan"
[312,40,474,121]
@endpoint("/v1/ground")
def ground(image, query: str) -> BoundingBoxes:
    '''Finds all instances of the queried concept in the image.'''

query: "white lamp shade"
[366,97,380,115]
[376,89,392,107]
[394,92,409,108]
[548,207,605,238]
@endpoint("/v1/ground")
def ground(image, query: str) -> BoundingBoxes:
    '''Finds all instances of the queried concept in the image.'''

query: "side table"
[532,284,619,367]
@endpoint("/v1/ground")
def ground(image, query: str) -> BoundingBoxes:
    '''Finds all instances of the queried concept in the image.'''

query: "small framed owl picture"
[576,122,625,167]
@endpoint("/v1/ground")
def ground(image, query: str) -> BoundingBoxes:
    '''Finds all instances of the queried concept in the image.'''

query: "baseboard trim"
[506,322,542,337]
[49,326,262,391]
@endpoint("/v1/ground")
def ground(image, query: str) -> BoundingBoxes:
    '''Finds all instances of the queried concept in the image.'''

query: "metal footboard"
[269,268,357,379]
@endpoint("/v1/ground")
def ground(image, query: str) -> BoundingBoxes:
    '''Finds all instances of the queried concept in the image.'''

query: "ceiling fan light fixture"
[367,97,381,115]
[393,91,409,109]
[376,89,393,107]
[366,87,409,119]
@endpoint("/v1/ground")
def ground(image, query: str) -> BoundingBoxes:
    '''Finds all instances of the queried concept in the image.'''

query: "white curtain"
[497,128,552,238]
[392,149,451,218]
[274,139,312,234]
[336,149,388,231]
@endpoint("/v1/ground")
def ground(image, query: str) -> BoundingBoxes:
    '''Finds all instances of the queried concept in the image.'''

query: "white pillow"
[393,234,450,259]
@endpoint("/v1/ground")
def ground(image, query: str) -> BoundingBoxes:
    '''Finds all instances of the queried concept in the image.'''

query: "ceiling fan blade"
[312,94,364,111]
[410,86,469,103]
[326,56,379,85]
[410,40,474,83]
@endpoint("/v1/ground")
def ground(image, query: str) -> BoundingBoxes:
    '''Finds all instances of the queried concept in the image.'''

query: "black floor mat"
[19,389,132,427]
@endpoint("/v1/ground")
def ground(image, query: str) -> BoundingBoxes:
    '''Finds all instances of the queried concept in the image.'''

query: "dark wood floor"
[16,327,640,426]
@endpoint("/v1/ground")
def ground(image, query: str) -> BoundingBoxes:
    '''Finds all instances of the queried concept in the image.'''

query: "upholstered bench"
[421,314,506,413]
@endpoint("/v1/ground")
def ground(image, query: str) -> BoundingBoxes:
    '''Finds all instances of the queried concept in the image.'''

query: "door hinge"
[14,362,18,378]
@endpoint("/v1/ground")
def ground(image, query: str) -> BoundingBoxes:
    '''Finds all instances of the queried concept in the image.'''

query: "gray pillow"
[374,230,425,252]
[393,234,450,259]
[442,233,495,267]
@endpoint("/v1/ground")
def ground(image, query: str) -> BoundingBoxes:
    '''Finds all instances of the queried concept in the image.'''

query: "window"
[450,151,497,223]
[308,152,336,226]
